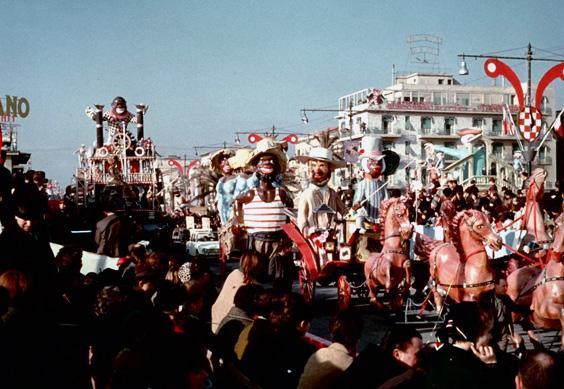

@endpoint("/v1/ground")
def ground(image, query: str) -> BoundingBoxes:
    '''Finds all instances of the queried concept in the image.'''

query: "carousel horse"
[416,209,502,312]
[507,212,564,348]
[364,197,413,310]
[521,168,551,244]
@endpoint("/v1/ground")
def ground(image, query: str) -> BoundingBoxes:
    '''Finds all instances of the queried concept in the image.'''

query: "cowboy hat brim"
[247,147,287,172]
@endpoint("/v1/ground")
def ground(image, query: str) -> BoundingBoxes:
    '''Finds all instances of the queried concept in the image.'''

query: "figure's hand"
[231,224,244,236]
[352,203,362,211]
[85,106,95,117]
[470,344,497,365]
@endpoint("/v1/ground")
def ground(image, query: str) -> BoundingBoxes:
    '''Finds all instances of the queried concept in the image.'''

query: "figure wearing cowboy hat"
[352,136,400,232]
[235,138,293,289]
[296,147,347,239]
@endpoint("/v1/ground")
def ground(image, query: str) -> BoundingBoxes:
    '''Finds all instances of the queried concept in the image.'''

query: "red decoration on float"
[248,133,262,144]
[282,134,298,144]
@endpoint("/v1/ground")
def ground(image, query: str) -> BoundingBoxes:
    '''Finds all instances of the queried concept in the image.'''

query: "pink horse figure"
[364,198,413,310]
[507,212,564,348]
[521,168,551,244]
[416,209,502,313]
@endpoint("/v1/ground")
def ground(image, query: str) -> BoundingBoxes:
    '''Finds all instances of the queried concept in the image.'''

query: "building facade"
[332,73,558,191]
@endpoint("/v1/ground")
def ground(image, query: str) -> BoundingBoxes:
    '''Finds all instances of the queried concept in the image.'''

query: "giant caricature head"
[210,149,235,176]
[246,138,287,183]
[255,153,281,183]
[296,147,345,187]
[110,96,130,120]
[358,136,400,179]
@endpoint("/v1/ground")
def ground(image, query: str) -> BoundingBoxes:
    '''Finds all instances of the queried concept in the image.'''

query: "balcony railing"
[379,102,520,114]
[420,128,453,136]
[535,156,552,165]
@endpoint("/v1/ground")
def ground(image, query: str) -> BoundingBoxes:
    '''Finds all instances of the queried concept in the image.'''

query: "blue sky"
[2,0,563,186]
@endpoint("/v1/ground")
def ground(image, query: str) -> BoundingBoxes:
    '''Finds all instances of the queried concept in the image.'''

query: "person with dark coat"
[337,325,425,389]
[425,301,518,389]
[0,185,56,289]
[95,197,128,257]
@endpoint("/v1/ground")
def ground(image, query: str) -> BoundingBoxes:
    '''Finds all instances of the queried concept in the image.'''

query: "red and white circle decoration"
[518,106,542,141]
[247,133,263,144]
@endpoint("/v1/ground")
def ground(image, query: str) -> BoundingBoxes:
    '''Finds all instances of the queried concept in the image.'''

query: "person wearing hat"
[0,184,56,289]
[211,149,236,226]
[296,146,346,240]
[352,136,400,232]
[235,138,293,289]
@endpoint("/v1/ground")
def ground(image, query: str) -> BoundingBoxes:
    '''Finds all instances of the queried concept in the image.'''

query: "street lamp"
[457,43,564,173]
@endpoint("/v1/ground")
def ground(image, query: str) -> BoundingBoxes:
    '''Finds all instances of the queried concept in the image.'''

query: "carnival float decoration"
[79,97,160,207]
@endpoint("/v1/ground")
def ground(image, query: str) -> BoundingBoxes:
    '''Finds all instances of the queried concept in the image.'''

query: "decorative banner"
[282,134,298,144]
[248,133,262,144]
[168,158,184,175]
[518,106,542,141]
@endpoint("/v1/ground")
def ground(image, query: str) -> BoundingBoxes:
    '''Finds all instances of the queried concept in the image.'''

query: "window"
[456,93,470,106]
[492,143,503,157]
[421,117,432,132]
[444,117,455,134]
[405,141,411,155]
[447,79,452,85]
[382,116,393,132]
[438,79,444,85]
[492,119,502,134]
[472,118,483,128]
[382,141,393,150]
[403,96,411,102]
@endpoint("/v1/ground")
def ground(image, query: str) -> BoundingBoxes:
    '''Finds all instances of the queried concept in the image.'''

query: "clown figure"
[352,136,399,232]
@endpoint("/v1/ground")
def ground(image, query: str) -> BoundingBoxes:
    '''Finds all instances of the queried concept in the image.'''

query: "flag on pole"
[551,108,564,139]
[502,104,516,136]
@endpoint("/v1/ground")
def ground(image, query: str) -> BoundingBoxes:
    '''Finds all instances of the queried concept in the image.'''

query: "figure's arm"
[297,193,310,235]
[234,190,254,225]
[352,181,364,210]
[279,189,293,208]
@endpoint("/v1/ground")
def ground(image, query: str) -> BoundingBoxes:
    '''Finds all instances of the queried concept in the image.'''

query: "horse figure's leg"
[364,254,385,310]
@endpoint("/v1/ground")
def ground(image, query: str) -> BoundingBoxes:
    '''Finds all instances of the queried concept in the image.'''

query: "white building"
[331,72,557,191]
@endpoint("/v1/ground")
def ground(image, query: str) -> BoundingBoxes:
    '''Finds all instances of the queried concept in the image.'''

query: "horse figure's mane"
[379,197,399,225]
[450,209,488,257]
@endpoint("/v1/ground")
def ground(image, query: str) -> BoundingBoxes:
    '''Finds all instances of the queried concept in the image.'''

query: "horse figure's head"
[458,210,502,251]
[381,198,413,242]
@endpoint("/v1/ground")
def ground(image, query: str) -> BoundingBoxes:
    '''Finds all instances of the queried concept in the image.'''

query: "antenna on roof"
[406,34,442,72]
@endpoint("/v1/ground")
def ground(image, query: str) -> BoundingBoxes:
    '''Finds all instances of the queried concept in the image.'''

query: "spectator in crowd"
[237,291,316,389]
[211,250,262,332]
[515,350,560,389]
[298,309,363,389]
[95,195,128,257]
[337,325,425,388]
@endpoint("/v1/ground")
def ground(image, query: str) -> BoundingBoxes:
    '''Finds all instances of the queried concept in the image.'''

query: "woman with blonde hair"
[211,250,262,333]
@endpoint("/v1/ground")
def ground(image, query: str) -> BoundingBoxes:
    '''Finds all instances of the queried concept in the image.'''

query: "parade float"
[75,97,162,209]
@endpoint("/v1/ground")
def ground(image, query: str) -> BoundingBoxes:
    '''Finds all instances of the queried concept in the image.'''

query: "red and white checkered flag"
[518,106,543,141]
[502,104,515,136]
[549,108,564,139]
